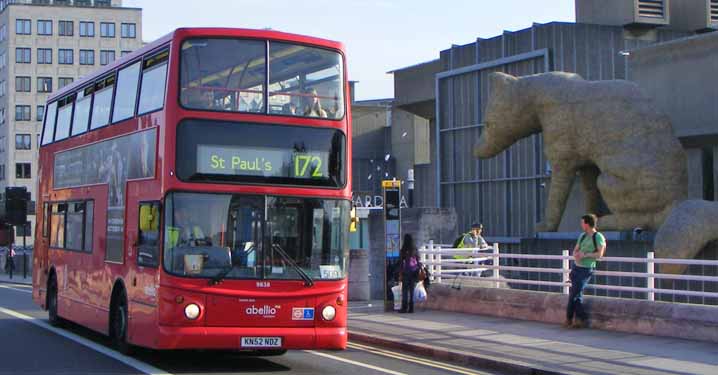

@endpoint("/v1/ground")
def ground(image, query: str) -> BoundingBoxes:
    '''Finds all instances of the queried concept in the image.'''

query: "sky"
[124,0,575,101]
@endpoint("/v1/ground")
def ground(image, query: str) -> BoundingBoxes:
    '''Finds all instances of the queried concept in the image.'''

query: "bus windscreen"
[180,38,345,119]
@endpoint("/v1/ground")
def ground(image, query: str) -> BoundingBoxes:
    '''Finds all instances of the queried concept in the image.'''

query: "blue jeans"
[567,266,593,321]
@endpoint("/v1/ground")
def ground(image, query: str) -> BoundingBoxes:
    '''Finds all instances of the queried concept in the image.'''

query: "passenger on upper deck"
[303,88,328,118]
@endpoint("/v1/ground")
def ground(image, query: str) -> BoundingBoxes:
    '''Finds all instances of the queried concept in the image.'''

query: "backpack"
[579,232,601,252]
[452,233,469,248]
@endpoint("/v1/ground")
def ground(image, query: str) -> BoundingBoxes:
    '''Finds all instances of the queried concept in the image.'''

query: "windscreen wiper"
[209,263,235,286]
[210,244,255,286]
[272,244,314,287]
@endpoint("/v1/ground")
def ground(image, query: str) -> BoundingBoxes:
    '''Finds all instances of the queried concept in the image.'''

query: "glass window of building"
[15,48,30,63]
[37,105,44,121]
[100,22,115,38]
[121,23,136,38]
[59,20,73,36]
[15,163,31,179]
[59,49,73,64]
[79,21,94,37]
[58,77,73,88]
[100,50,115,66]
[37,20,52,35]
[121,50,132,57]
[37,77,52,92]
[38,48,52,64]
[15,105,30,121]
[80,49,94,65]
[15,134,31,150]
[15,76,30,92]
[15,19,30,35]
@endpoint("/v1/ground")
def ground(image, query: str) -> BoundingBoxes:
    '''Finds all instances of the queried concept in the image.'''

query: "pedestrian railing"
[419,241,718,303]
[1,250,32,280]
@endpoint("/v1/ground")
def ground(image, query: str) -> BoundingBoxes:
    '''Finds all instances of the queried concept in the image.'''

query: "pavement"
[347,301,718,375]
[0,283,500,375]
[0,271,31,285]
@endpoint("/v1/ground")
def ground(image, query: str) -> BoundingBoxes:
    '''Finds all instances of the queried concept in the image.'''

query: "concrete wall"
[400,207,457,247]
[422,284,718,343]
[630,32,718,140]
[392,59,440,116]
[351,102,392,194]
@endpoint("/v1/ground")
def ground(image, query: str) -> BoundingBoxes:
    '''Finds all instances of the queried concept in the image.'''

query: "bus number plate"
[241,337,282,348]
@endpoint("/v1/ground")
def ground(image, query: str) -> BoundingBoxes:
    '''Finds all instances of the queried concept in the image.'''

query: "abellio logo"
[245,305,278,317]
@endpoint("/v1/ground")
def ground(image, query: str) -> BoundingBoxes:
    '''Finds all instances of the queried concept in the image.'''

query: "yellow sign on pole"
[382,180,401,189]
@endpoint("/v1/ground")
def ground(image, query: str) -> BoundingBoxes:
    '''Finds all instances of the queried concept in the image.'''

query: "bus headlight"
[184,303,201,320]
[321,305,336,321]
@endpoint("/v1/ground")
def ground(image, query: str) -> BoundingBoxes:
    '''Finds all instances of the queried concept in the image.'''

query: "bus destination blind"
[197,144,329,180]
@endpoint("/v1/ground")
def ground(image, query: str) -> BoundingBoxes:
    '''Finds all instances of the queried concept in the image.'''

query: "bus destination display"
[197,145,329,179]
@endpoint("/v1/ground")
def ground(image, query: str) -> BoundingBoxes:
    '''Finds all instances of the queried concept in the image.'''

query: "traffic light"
[5,187,30,226]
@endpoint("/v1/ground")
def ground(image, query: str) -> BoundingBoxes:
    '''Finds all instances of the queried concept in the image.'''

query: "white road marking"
[1,285,461,374]
[0,284,32,293]
[348,342,486,375]
[0,306,172,375]
[306,350,408,375]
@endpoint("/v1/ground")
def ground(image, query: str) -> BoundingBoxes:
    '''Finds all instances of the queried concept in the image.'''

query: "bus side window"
[137,201,160,267]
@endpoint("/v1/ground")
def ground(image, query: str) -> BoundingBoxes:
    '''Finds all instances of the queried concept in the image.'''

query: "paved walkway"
[0,272,31,285]
[348,301,718,375]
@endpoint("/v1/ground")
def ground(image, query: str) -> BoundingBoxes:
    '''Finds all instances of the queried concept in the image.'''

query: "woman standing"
[399,234,420,313]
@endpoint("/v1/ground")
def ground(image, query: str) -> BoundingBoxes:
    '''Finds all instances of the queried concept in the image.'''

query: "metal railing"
[419,240,718,303]
[1,250,32,280]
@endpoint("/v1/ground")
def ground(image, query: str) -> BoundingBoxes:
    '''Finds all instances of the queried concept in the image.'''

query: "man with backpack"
[565,214,606,329]
[453,223,489,276]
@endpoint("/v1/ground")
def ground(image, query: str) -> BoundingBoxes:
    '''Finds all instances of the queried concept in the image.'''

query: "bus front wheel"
[110,288,134,355]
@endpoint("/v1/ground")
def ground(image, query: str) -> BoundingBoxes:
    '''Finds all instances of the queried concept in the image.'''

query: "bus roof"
[48,27,345,103]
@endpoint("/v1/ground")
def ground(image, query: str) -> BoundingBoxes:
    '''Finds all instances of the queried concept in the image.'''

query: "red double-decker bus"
[32,28,352,354]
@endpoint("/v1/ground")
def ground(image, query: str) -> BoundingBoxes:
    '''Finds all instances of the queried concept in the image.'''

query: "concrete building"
[0,0,142,244]
[629,32,718,203]
[389,0,718,243]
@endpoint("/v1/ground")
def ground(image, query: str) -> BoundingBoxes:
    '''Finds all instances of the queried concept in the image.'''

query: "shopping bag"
[391,283,402,310]
[414,281,427,302]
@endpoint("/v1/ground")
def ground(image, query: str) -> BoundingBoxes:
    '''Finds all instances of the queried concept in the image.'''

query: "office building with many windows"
[0,0,142,244]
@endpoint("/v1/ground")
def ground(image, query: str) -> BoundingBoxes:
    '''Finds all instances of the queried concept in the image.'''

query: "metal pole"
[407,169,414,208]
[647,252,655,302]
[562,250,570,295]
[492,243,500,288]
[23,223,27,279]
[431,240,440,283]
[8,244,12,280]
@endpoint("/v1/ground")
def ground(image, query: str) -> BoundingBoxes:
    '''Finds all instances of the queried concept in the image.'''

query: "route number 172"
[293,154,323,178]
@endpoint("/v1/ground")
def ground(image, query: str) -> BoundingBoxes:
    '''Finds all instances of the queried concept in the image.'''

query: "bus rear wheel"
[47,275,63,327]
[110,288,134,355]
